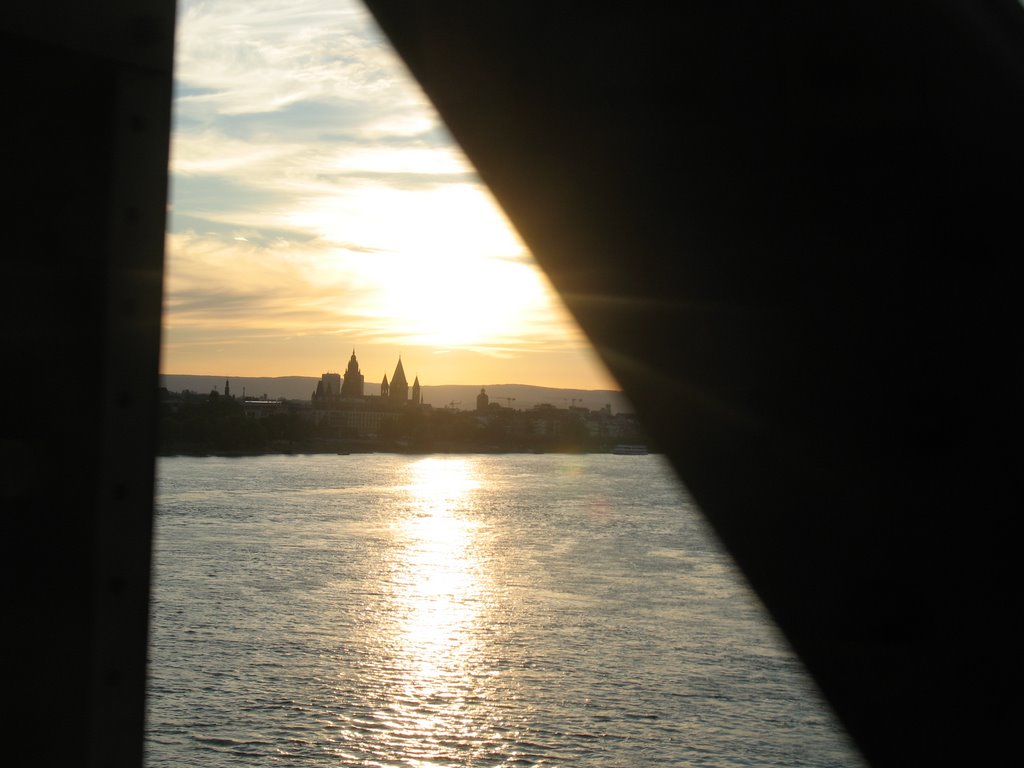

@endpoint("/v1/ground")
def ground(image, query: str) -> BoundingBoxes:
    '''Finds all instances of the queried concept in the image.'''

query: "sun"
[309,181,560,350]
[379,253,551,349]
[165,0,608,385]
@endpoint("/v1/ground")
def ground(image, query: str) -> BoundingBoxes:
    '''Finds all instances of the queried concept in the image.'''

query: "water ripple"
[147,454,863,767]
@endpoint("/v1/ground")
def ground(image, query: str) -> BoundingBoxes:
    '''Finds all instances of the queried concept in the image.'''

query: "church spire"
[392,357,408,387]
[389,356,409,404]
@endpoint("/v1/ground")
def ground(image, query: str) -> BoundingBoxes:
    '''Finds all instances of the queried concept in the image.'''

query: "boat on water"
[611,444,649,455]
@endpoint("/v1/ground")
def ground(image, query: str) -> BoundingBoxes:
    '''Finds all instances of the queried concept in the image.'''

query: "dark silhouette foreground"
[3,2,1022,766]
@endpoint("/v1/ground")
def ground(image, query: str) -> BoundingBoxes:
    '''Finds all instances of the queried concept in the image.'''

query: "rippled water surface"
[147,454,863,766]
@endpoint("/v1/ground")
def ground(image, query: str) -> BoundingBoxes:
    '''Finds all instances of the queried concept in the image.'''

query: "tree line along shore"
[158,387,651,456]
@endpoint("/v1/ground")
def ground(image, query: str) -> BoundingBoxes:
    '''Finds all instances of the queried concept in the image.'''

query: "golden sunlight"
[165,0,617,390]
[371,254,551,349]
[407,457,480,507]
[384,457,488,725]
[394,457,482,654]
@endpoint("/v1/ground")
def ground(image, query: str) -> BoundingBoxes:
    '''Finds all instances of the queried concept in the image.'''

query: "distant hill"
[160,375,634,415]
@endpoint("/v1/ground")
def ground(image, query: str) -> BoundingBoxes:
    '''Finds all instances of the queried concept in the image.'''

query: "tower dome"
[341,349,364,398]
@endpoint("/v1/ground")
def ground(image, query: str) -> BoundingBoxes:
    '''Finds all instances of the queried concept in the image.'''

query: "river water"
[146,453,863,766]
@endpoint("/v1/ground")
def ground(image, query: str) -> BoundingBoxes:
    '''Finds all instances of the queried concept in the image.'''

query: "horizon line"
[160,373,623,393]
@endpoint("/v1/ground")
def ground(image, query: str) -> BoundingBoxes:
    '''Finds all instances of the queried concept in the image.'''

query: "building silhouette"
[341,349,364,398]
[312,372,341,401]
[312,350,372,404]
[312,350,424,437]
[388,356,409,405]
[477,387,489,411]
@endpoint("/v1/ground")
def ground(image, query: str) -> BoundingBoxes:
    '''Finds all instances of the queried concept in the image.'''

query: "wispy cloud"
[164,0,613,388]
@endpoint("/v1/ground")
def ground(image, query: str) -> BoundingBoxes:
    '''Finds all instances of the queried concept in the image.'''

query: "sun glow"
[282,181,557,349]
[385,458,487,724]
[165,0,617,389]
[370,254,552,350]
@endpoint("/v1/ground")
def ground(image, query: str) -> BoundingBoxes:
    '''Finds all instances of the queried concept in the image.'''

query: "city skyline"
[162,0,618,390]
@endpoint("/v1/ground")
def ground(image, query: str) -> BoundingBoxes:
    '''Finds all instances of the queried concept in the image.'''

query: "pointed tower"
[341,348,365,398]
[390,356,409,405]
[411,375,421,406]
[476,387,489,412]
[381,373,389,399]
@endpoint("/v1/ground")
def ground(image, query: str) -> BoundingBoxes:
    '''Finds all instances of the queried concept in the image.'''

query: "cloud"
[164,0,605,387]
[174,0,427,133]
[169,0,475,252]
[164,229,581,350]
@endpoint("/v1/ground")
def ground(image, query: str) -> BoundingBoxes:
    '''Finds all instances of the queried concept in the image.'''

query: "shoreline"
[158,448,656,458]
[158,441,654,458]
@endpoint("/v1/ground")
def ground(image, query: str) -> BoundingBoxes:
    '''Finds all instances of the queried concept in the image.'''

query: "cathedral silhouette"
[312,350,420,409]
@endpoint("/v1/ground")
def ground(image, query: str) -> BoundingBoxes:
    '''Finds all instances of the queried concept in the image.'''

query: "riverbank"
[159,439,653,458]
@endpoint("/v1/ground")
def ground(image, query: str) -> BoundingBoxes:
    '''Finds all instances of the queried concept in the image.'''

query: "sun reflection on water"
[380,457,494,753]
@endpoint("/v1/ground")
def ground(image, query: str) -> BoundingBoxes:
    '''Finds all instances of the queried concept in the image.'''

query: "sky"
[162,0,619,391]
